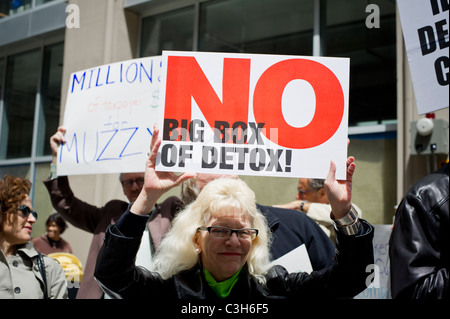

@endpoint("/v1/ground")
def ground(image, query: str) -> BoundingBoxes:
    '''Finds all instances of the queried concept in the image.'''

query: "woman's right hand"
[130,124,196,215]
[50,126,67,163]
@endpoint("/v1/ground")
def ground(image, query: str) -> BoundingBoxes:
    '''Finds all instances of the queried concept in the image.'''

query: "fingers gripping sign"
[131,125,196,216]
[324,157,355,220]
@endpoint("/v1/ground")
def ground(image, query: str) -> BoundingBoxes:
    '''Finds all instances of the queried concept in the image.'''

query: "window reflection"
[140,6,194,57]
[2,49,40,159]
[0,0,32,18]
[199,0,314,55]
[324,0,396,125]
[0,0,57,18]
[38,42,63,156]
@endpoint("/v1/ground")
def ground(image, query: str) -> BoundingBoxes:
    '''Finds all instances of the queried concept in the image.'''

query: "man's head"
[296,178,328,204]
[120,172,145,202]
[181,174,238,205]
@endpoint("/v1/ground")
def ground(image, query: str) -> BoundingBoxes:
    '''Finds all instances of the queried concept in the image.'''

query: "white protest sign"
[156,51,350,179]
[58,56,162,175]
[397,0,449,115]
[354,224,392,299]
[270,244,313,274]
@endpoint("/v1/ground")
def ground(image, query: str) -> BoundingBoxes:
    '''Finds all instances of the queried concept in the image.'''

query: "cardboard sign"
[58,56,162,175]
[156,51,350,179]
[397,0,449,115]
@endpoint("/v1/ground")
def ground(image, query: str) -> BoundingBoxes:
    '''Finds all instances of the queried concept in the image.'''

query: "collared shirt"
[0,242,68,299]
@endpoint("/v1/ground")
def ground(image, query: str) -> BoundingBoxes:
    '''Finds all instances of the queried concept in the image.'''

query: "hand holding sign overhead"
[50,126,67,164]
[130,124,196,216]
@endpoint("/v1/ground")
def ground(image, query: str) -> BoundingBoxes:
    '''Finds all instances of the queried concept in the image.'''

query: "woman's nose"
[226,232,241,246]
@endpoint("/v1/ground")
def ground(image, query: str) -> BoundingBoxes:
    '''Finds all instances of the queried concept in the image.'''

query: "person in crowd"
[0,174,67,299]
[181,174,335,271]
[275,178,362,243]
[94,125,374,300]
[44,126,184,299]
[32,212,73,255]
[389,163,449,299]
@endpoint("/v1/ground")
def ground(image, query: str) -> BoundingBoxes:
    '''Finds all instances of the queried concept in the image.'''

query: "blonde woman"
[95,126,374,300]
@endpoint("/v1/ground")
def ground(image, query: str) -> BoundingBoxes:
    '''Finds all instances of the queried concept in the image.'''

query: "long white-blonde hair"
[152,178,272,284]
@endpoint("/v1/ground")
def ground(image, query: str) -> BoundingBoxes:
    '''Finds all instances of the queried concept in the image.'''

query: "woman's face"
[46,221,61,241]
[195,209,253,282]
[2,195,36,247]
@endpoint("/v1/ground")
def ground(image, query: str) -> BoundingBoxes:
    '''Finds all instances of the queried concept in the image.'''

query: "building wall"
[55,0,141,266]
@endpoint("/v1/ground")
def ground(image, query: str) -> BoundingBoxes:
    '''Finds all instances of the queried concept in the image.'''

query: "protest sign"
[58,56,162,175]
[354,225,392,299]
[156,51,350,179]
[271,244,313,274]
[397,0,449,115]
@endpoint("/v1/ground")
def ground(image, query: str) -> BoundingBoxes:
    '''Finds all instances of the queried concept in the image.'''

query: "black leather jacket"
[389,163,449,299]
[94,214,374,300]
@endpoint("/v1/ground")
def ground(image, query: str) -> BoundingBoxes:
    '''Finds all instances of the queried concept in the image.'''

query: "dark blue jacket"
[257,204,335,271]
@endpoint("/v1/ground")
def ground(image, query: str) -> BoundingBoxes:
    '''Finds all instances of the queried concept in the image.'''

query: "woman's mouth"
[23,226,32,233]
[220,252,241,257]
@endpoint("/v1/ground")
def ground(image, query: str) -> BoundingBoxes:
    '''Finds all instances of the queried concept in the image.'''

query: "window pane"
[1,49,40,159]
[324,0,396,126]
[0,164,30,180]
[0,57,4,97]
[37,42,63,156]
[140,6,194,57]
[32,162,55,236]
[199,0,314,55]
[36,0,57,6]
[3,0,32,17]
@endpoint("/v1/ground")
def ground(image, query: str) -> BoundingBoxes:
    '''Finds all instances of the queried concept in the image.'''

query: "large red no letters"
[164,55,344,149]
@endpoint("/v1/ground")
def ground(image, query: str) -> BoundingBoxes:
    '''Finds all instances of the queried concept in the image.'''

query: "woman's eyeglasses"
[197,226,258,240]
[17,205,38,220]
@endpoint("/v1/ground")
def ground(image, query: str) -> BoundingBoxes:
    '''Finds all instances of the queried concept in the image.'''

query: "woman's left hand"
[324,157,355,220]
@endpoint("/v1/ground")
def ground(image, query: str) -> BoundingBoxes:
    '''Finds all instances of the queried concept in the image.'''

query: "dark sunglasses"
[18,205,38,220]
[121,177,145,188]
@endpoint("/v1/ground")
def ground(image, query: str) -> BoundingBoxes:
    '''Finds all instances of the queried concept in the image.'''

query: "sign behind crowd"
[58,56,162,176]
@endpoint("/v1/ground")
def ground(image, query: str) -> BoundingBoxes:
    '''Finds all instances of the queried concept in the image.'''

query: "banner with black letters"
[397,0,449,115]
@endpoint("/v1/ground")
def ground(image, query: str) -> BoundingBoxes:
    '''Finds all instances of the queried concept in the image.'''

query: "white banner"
[58,56,162,175]
[156,51,350,179]
[397,0,449,115]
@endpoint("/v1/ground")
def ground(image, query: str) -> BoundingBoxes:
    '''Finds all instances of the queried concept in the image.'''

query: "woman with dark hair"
[0,174,67,299]
[32,213,73,255]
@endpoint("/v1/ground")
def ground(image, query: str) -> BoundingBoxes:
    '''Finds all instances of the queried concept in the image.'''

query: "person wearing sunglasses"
[95,126,374,303]
[44,126,185,299]
[275,178,362,243]
[0,175,67,299]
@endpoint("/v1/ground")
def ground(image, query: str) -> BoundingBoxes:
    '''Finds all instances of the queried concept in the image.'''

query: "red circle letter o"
[253,59,345,149]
